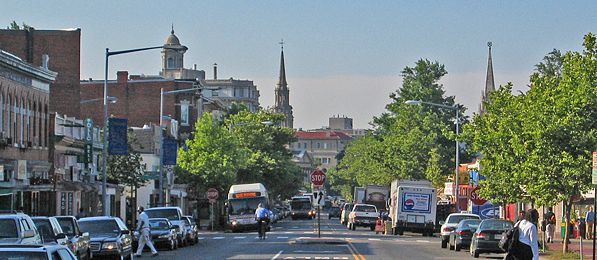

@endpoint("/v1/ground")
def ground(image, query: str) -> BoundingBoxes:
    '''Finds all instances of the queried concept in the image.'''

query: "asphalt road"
[138,214,506,260]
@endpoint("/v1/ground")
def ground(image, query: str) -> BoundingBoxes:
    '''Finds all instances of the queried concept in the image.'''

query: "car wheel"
[441,239,447,248]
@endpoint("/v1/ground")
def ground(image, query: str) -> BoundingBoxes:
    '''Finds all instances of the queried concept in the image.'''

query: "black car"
[79,216,134,259]
[470,219,513,258]
[328,206,341,219]
[134,218,178,251]
[55,216,92,260]
[448,219,481,251]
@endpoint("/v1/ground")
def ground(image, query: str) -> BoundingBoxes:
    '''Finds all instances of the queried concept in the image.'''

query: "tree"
[107,130,147,190]
[535,48,563,79]
[177,113,245,194]
[6,21,31,30]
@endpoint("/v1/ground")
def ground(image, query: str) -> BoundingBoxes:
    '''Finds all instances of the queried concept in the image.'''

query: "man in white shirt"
[516,209,539,260]
[135,207,158,257]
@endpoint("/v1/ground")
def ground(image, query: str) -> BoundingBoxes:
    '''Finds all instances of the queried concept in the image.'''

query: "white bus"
[226,183,269,232]
[290,195,315,220]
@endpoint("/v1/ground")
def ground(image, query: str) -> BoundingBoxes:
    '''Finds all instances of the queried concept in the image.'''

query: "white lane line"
[271,250,283,260]
[303,231,313,234]
[293,250,341,253]
[277,236,289,239]
[284,231,294,234]
[213,237,224,240]
[292,226,300,229]
[234,236,246,239]
[198,237,206,240]
[415,239,431,243]
[368,238,381,241]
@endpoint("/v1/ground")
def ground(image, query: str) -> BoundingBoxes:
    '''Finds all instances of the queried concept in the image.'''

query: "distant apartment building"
[328,115,367,138]
[291,131,352,169]
[0,49,55,214]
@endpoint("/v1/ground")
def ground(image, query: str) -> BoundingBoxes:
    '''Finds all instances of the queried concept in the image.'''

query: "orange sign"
[233,192,259,199]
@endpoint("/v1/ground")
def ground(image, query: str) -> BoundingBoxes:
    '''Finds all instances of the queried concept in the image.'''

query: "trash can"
[561,217,566,239]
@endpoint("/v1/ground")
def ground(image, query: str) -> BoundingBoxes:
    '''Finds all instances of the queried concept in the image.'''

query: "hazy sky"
[3,1,595,129]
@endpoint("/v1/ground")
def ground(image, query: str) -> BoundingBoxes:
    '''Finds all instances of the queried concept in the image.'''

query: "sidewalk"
[541,238,597,259]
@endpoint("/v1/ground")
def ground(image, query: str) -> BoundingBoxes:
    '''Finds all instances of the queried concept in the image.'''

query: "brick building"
[0,28,81,117]
[0,49,55,214]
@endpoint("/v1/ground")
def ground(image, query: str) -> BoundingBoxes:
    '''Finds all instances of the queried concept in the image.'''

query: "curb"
[293,237,349,244]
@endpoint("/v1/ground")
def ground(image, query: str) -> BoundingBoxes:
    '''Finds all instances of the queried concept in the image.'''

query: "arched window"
[167,57,174,68]
[32,102,37,146]
[43,104,48,147]
[20,97,25,145]
[7,94,11,139]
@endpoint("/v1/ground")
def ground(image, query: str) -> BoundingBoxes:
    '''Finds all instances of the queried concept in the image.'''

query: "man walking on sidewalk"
[135,207,158,257]
[586,207,595,239]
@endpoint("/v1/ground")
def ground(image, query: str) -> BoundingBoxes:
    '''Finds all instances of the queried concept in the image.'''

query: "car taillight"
[475,232,487,239]
[443,227,453,232]
[458,230,469,236]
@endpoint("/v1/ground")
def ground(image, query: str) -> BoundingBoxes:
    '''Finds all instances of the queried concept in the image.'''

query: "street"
[143,213,506,260]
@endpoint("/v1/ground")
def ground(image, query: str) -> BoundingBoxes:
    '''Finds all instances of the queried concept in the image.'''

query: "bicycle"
[258,218,268,240]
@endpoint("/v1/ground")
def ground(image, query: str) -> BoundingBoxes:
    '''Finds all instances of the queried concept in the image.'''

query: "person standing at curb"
[586,207,595,239]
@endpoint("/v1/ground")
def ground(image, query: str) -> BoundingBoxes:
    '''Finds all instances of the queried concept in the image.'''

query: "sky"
[3,1,595,129]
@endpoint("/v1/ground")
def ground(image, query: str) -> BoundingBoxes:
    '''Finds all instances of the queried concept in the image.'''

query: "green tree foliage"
[6,21,31,30]
[177,114,245,194]
[227,109,302,200]
[107,131,147,190]
[464,33,597,252]
[330,59,467,194]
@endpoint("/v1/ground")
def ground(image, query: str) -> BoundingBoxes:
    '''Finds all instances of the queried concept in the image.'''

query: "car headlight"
[231,220,238,226]
[102,242,118,250]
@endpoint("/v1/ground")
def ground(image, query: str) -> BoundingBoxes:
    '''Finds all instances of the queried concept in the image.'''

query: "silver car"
[0,213,42,245]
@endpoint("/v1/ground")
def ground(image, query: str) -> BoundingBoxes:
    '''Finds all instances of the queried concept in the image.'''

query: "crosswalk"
[196,233,434,243]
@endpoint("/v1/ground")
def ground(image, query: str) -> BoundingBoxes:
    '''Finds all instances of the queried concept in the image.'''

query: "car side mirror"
[82,232,89,237]
[56,233,67,239]
[439,221,445,225]
[23,230,36,238]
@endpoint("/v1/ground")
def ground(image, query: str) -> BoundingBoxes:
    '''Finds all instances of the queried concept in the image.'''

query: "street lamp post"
[102,45,169,216]
[158,82,204,206]
[405,100,461,212]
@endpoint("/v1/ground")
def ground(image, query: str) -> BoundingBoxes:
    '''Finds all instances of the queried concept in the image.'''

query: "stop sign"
[469,186,487,205]
[310,169,326,186]
[207,188,219,203]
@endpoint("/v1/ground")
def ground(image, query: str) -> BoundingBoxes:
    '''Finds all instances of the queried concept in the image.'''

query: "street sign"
[469,186,487,205]
[592,151,597,185]
[207,188,219,203]
[310,169,326,187]
[313,190,325,206]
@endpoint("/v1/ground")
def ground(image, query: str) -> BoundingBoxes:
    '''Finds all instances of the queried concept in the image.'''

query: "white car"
[0,244,77,259]
[0,213,42,245]
[439,213,481,248]
[347,204,378,231]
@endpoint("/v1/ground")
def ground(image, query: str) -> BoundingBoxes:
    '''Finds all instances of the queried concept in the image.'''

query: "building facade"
[0,49,55,214]
[0,28,81,118]
[291,130,352,170]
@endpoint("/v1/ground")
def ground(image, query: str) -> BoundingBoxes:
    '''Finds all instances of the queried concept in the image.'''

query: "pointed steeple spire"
[278,39,287,88]
[480,42,495,115]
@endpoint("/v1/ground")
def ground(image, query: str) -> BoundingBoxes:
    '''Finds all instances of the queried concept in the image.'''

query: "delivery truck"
[353,187,365,204]
[389,179,436,236]
[364,185,389,212]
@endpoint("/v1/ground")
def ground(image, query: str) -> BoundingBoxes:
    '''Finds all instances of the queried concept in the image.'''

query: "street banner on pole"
[162,137,178,165]
[108,118,128,155]
[592,151,597,185]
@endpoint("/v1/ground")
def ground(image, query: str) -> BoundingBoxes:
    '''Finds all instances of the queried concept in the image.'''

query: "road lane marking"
[293,251,341,253]
[198,237,205,240]
[271,250,283,260]
[346,242,365,260]
[367,238,380,241]
[213,237,224,240]
[415,239,431,243]
[277,236,289,239]
[284,231,294,234]
[234,236,246,239]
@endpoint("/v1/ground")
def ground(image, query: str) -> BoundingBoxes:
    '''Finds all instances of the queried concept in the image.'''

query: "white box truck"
[389,179,436,236]
[353,187,365,204]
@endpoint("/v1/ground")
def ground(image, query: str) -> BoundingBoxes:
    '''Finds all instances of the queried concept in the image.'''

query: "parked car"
[439,213,481,248]
[448,218,481,251]
[31,217,70,246]
[0,213,42,245]
[0,244,77,259]
[79,216,134,259]
[55,216,92,260]
[470,219,513,258]
[340,203,353,225]
[144,207,190,247]
[271,208,281,223]
[182,216,198,245]
[328,206,341,219]
[133,218,178,251]
[347,204,378,231]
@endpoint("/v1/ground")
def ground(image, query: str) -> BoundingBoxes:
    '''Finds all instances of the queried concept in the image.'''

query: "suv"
[439,213,481,248]
[0,244,77,259]
[55,216,92,260]
[340,203,353,225]
[347,204,378,231]
[31,217,69,246]
[0,213,42,245]
[78,216,133,259]
[328,206,341,219]
[144,207,190,247]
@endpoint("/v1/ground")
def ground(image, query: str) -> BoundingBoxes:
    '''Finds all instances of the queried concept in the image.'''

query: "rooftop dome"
[165,28,180,45]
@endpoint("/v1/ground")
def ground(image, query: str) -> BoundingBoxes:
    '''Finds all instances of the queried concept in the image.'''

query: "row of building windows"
[0,93,48,148]
[293,142,338,150]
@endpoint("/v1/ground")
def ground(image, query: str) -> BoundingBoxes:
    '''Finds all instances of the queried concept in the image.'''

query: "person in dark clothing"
[506,208,539,260]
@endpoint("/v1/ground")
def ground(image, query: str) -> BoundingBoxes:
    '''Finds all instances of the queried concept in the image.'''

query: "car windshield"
[79,220,120,235]
[448,215,479,224]
[32,219,55,242]
[458,220,481,231]
[0,219,18,238]
[229,197,268,215]
[291,199,311,210]
[343,204,353,210]
[56,218,75,236]
[149,220,170,230]
[145,209,179,221]
[354,205,376,212]
[0,252,48,260]
[480,220,514,231]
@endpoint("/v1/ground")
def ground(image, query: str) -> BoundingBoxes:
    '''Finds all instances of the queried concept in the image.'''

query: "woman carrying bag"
[506,208,539,260]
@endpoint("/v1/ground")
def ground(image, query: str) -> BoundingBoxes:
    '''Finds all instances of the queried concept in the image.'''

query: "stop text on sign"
[310,169,326,186]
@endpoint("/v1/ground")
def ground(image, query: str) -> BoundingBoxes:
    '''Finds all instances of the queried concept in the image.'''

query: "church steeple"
[480,42,495,115]
[274,40,293,128]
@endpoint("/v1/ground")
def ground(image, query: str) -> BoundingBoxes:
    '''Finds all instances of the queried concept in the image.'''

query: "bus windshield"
[228,197,267,215]
[291,199,311,210]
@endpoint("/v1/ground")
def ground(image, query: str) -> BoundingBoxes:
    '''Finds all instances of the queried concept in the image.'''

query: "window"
[323,143,328,149]
[322,158,331,164]
[167,57,174,69]
[0,94,3,133]
[303,143,307,149]
[316,143,321,149]
[180,100,189,125]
